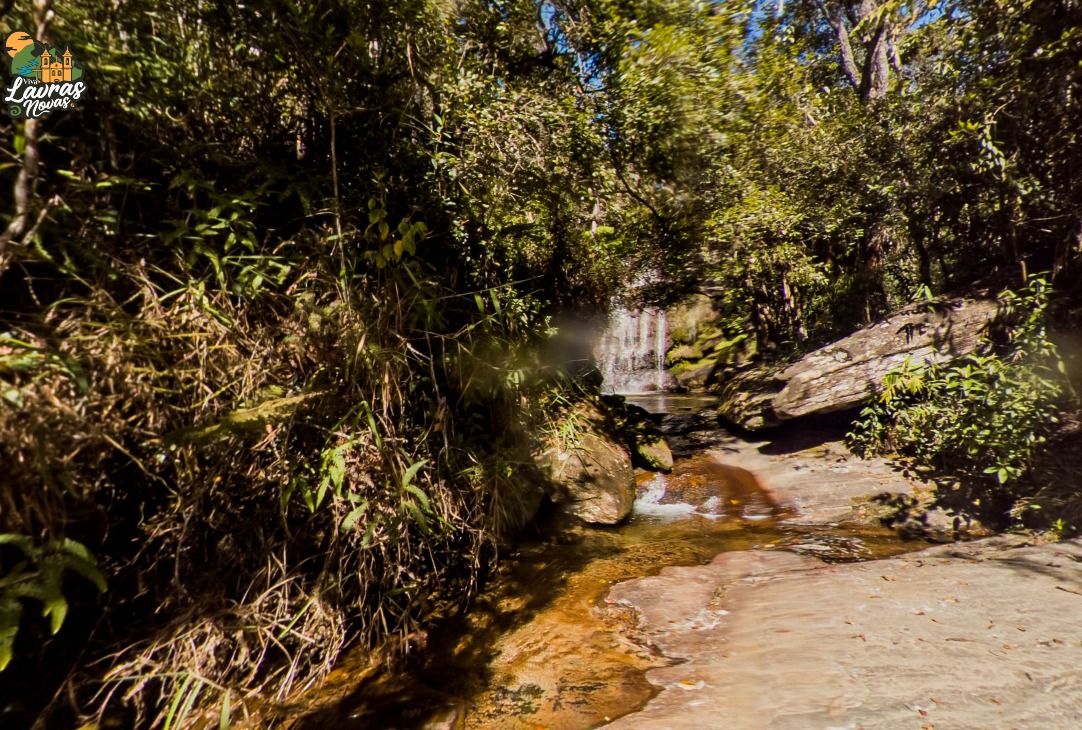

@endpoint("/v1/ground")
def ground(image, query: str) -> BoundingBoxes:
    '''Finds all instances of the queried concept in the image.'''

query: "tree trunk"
[816,0,894,103]
[0,0,54,277]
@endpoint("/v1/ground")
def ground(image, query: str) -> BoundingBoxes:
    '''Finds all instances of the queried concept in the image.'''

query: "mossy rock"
[602,396,673,473]
[669,325,695,346]
[666,294,719,345]
[535,399,636,525]
[671,357,718,389]
[635,435,673,473]
[666,343,703,365]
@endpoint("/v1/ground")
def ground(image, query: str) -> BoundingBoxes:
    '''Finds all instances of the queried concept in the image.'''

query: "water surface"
[290,429,917,729]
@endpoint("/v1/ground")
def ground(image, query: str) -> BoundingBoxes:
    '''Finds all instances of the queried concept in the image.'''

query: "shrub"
[848,277,1069,491]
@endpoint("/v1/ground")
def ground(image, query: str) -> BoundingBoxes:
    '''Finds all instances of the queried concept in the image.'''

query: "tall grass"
[0,236,554,725]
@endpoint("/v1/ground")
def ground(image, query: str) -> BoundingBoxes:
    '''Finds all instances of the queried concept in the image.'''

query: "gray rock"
[714,296,999,429]
[536,408,636,524]
[715,365,783,430]
[771,297,999,420]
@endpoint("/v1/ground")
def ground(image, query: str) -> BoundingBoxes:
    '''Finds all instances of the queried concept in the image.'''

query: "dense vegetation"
[849,277,1071,516]
[1,0,1079,726]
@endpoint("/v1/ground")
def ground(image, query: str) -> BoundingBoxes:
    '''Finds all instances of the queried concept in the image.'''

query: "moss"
[635,436,673,472]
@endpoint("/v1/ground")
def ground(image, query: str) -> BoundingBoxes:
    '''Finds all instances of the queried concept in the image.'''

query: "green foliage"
[1,0,1080,724]
[848,278,1068,489]
[0,535,106,671]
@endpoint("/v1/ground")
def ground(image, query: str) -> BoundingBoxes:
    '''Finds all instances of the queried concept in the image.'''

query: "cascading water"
[595,306,674,394]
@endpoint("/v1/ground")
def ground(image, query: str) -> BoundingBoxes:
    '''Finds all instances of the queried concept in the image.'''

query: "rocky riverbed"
[607,535,1082,729]
[287,395,1078,729]
[605,399,1082,730]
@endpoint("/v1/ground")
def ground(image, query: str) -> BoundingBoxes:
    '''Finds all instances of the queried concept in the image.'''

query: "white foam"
[699,495,721,513]
[633,474,698,519]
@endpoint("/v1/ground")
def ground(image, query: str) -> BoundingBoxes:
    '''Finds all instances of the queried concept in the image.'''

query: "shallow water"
[623,392,723,415]
[289,400,919,729]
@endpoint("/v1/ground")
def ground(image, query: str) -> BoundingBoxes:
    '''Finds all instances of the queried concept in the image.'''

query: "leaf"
[176,678,204,729]
[0,534,34,554]
[404,483,432,513]
[0,598,23,671]
[364,404,382,448]
[219,691,232,730]
[341,499,369,531]
[400,459,428,489]
[164,674,194,730]
[404,500,431,534]
[43,596,68,635]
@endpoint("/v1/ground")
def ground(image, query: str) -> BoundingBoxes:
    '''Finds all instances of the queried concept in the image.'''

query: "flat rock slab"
[672,421,920,526]
[606,535,1082,729]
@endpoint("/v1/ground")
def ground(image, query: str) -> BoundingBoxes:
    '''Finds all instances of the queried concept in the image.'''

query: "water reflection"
[287,443,916,729]
[623,392,720,415]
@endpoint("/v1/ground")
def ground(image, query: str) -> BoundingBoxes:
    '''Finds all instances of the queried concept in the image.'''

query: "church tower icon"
[38,47,74,83]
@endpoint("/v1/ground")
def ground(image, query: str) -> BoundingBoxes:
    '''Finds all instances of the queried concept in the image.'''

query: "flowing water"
[287,396,919,730]
[594,307,673,394]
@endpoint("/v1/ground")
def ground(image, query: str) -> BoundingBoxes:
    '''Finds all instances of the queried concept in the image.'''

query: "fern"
[0,535,106,670]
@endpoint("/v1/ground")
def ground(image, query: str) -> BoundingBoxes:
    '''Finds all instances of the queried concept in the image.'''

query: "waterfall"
[595,306,673,394]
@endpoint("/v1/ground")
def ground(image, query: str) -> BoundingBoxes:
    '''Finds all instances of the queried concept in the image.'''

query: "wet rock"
[604,396,674,474]
[670,358,717,390]
[634,435,673,473]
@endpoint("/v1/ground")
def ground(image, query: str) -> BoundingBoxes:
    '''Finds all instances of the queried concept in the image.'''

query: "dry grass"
[0,254,548,727]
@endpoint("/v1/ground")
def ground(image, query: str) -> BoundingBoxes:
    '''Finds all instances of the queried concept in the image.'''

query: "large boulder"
[715,365,783,431]
[715,296,1000,429]
[536,403,636,524]
[772,297,999,420]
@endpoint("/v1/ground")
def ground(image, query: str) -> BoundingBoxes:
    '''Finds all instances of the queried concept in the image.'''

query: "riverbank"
[602,402,1082,729]
[280,393,1082,729]
[283,396,934,728]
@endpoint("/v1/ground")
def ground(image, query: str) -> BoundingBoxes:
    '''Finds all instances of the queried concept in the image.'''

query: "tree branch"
[858,17,889,101]
[816,0,862,93]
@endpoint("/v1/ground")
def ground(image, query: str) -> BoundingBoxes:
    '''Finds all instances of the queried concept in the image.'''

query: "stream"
[288,395,923,729]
